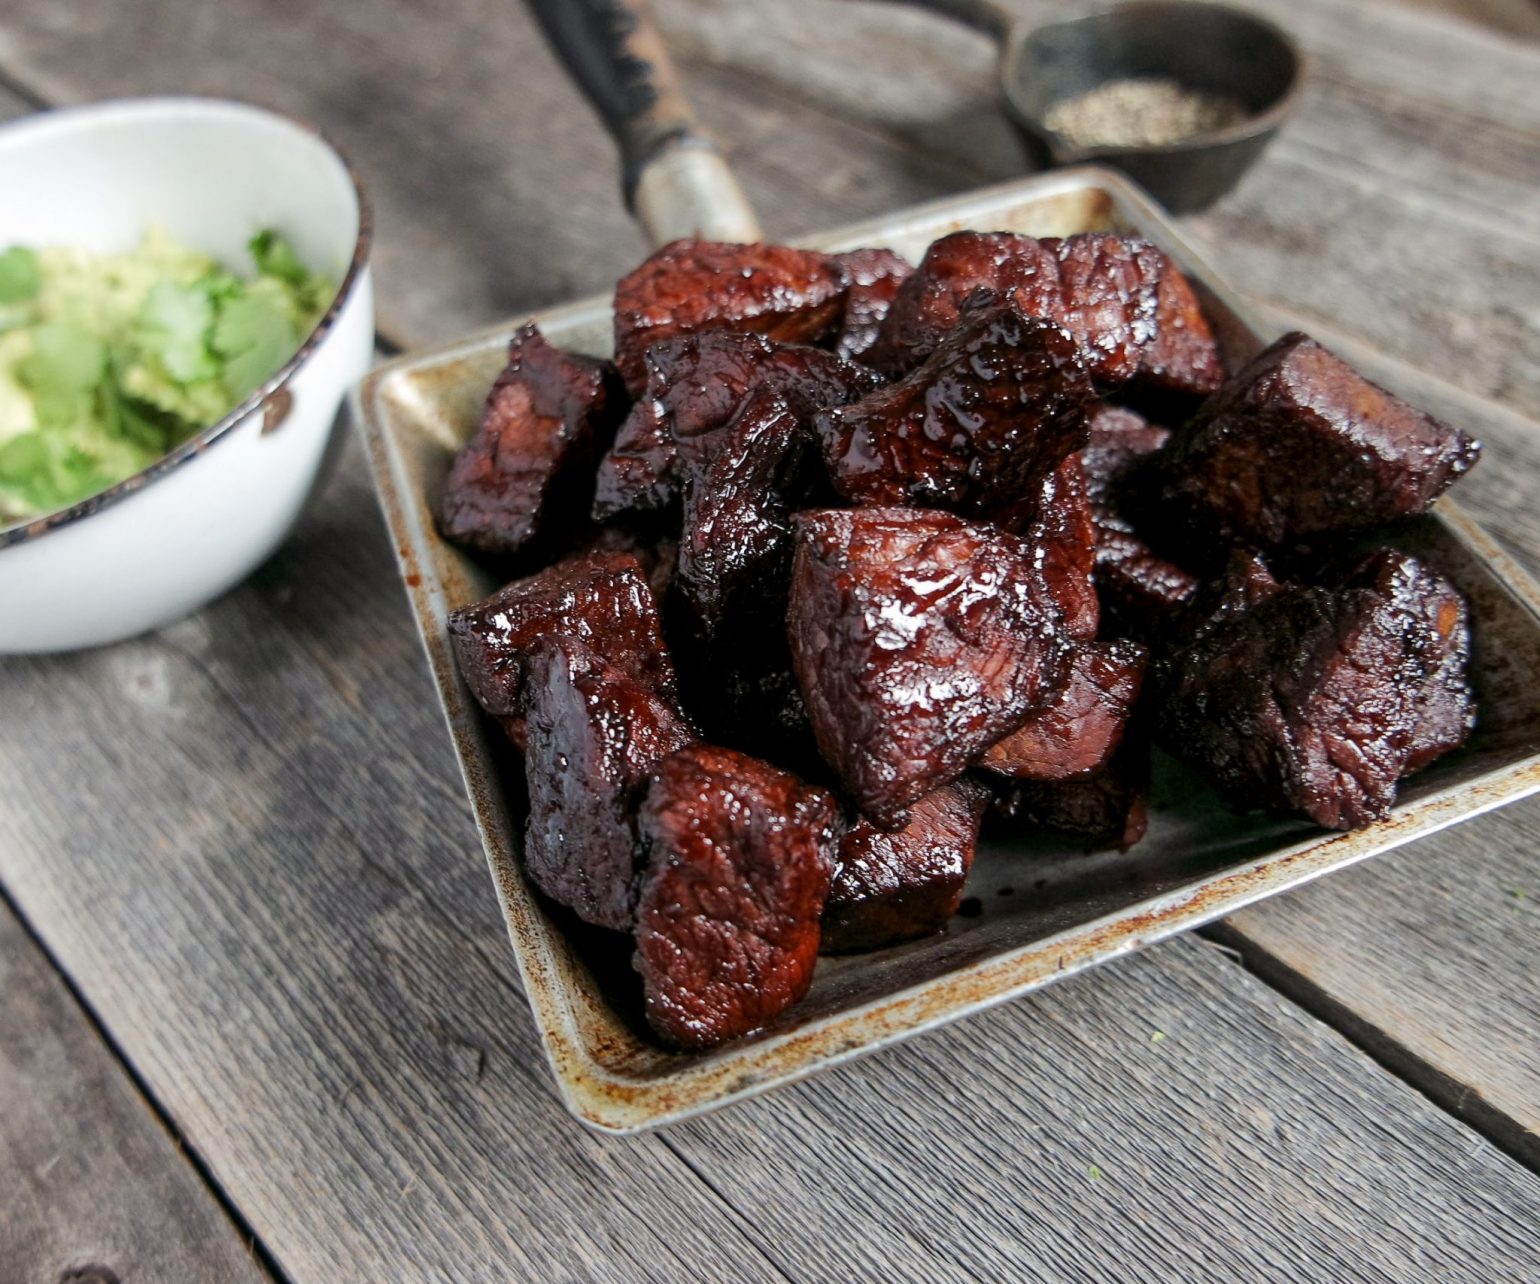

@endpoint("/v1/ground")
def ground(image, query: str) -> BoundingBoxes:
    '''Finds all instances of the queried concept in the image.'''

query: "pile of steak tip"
[439,230,1481,1050]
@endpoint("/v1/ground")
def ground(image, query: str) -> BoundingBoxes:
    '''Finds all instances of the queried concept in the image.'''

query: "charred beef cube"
[1158,551,1470,829]
[676,388,823,644]
[633,744,839,1049]
[992,744,1150,851]
[817,304,1092,515]
[447,550,677,746]
[979,639,1147,780]
[574,523,680,605]
[594,331,880,519]
[1341,550,1475,774]
[612,239,849,394]
[522,639,696,930]
[994,454,1100,641]
[788,507,1071,827]
[822,780,990,953]
[438,324,626,557]
[1150,332,1482,552]
[832,247,914,361]
[1081,403,1172,500]
[671,390,826,762]
[1079,404,1202,646]
[1132,254,1224,397]
[867,231,1162,385]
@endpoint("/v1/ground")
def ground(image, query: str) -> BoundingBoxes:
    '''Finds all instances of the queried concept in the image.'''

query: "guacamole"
[0,228,333,523]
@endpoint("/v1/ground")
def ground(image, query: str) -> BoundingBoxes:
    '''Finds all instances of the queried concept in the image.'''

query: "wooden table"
[2,1,1538,1278]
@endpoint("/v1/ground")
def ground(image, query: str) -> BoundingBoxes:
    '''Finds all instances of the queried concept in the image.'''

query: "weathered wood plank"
[2,1,1540,1276]
[0,470,789,1284]
[2,438,1539,1279]
[667,934,1540,1283]
[0,900,273,1284]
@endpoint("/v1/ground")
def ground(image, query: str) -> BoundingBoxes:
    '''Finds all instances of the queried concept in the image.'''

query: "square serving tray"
[353,167,1540,1132]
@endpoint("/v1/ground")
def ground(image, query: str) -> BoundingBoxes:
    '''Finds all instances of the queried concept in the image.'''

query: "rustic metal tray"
[352,167,1540,1133]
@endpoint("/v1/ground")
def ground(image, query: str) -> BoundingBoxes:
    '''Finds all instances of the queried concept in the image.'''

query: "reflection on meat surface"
[832,246,914,361]
[866,231,1163,385]
[522,638,696,931]
[1150,332,1481,552]
[1342,550,1475,775]
[1133,254,1225,397]
[996,453,1101,641]
[822,780,990,953]
[594,330,878,519]
[676,389,822,645]
[818,303,1092,515]
[788,507,1070,827]
[979,639,1147,780]
[633,745,838,1048]
[672,389,828,762]
[1159,550,1472,829]
[446,550,677,746]
[612,239,849,394]
[438,324,625,556]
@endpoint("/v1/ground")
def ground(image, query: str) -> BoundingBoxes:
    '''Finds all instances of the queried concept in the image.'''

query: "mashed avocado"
[0,228,333,523]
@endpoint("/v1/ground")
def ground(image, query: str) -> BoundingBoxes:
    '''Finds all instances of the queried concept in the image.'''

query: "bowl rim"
[0,95,373,552]
[1000,0,1306,162]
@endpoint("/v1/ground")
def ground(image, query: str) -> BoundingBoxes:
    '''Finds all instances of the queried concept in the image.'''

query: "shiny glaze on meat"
[447,550,677,746]
[787,507,1070,827]
[817,303,1092,516]
[438,324,625,556]
[822,780,990,953]
[866,231,1163,385]
[1132,255,1224,397]
[832,247,914,361]
[594,330,878,519]
[522,639,696,930]
[633,744,839,1049]
[612,239,849,394]
[1150,332,1482,552]
[995,453,1100,641]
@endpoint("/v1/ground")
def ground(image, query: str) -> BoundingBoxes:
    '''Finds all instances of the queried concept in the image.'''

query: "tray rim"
[351,164,1540,1133]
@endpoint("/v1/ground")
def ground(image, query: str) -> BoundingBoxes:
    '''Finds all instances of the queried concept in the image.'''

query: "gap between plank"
[0,878,293,1284]
[1201,921,1539,1173]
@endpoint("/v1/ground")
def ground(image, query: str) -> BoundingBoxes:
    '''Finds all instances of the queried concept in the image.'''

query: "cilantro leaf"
[0,246,41,304]
[212,289,297,399]
[19,322,107,428]
[137,280,218,383]
[249,229,309,288]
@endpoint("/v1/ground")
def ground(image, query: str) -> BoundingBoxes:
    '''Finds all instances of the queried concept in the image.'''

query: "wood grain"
[1,1,1540,1277]
[0,900,272,1284]
[1,443,1538,1280]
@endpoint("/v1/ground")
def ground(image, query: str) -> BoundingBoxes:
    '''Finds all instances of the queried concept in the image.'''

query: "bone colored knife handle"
[524,0,762,246]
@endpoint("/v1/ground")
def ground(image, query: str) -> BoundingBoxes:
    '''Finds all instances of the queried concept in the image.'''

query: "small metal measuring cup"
[889,0,1304,212]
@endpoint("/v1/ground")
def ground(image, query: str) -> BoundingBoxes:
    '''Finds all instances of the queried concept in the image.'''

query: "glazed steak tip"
[633,744,838,1049]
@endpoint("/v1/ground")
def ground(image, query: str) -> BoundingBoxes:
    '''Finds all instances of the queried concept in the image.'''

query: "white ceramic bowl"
[0,97,374,652]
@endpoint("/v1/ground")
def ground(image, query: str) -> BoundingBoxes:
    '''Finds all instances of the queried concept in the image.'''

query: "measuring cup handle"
[525,0,762,246]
